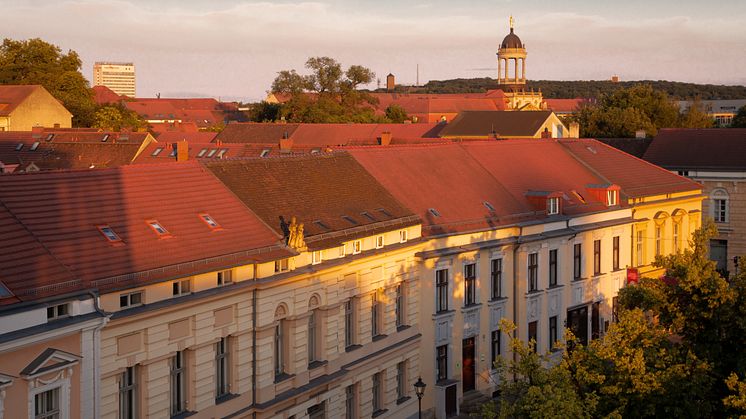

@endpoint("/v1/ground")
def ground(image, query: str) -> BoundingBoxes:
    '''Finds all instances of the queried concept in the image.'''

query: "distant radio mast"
[416,64,420,87]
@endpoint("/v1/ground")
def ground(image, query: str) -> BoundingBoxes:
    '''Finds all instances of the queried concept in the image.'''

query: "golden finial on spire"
[510,15,514,30]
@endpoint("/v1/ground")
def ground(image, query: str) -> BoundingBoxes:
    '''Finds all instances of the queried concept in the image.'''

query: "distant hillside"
[391,78,746,100]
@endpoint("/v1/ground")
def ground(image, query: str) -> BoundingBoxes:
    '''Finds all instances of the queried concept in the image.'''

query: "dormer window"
[375,235,384,249]
[312,250,322,265]
[547,197,559,215]
[399,229,408,243]
[47,303,69,320]
[352,240,362,255]
[147,220,170,237]
[607,190,618,206]
[199,213,220,229]
[98,225,122,242]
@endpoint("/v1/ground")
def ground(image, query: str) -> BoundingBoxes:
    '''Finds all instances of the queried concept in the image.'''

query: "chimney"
[176,140,188,162]
[378,131,392,146]
[279,136,294,151]
[541,128,552,139]
[53,123,60,129]
[635,130,646,139]
[31,125,44,139]
[569,122,580,138]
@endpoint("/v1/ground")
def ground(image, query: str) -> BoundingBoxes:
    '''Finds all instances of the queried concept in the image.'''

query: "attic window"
[207,149,218,157]
[101,134,110,142]
[45,133,54,142]
[151,147,164,156]
[607,190,618,206]
[47,303,69,320]
[428,208,441,217]
[342,215,358,226]
[217,148,228,158]
[377,208,392,218]
[169,149,176,157]
[0,282,11,298]
[483,201,495,211]
[314,220,330,230]
[197,148,208,157]
[15,143,23,151]
[260,149,271,158]
[547,197,560,215]
[361,212,376,222]
[585,146,597,154]
[98,225,122,242]
[311,148,321,154]
[30,141,40,151]
[199,213,220,229]
[146,220,170,236]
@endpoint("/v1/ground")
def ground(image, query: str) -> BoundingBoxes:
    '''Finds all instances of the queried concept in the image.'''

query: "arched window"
[712,189,729,223]
[274,304,288,377]
[308,295,321,365]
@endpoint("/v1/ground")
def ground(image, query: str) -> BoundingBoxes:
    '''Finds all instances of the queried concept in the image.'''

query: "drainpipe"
[512,227,522,367]
[630,209,636,272]
[88,291,110,419]
[252,263,258,419]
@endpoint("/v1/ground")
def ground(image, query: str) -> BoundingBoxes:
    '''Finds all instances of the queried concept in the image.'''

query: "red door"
[462,337,475,392]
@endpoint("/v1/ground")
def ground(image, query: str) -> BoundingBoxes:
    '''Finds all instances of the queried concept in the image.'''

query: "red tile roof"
[643,128,746,171]
[155,131,218,143]
[0,85,42,116]
[92,85,124,105]
[544,98,588,113]
[133,141,248,164]
[439,111,555,138]
[559,138,702,197]
[0,161,287,299]
[203,154,418,248]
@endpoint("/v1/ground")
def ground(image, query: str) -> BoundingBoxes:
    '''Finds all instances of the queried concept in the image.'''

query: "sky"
[2,0,745,102]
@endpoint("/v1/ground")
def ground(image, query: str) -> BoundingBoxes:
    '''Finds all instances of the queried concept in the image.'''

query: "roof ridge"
[555,139,614,187]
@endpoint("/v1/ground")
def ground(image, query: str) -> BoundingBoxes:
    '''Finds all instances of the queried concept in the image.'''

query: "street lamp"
[414,377,426,419]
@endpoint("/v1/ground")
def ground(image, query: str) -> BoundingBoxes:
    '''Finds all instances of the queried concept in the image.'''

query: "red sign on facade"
[626,267,639,285]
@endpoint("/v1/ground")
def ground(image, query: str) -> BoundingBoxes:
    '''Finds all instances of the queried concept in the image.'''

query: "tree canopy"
[93,103,146,131]
[731,105,746,128]
[0,38,96,127]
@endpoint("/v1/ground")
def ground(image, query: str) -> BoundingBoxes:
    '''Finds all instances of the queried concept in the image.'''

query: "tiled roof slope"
[643,128,746,171]
[0,161,287,299]
[348,144,529,235]
[203,154,418,248]
[559,138,702,198]
[215,123,300,143]
[214,123,444,145]
[0,85,39,116]
[92,85,123,105]
[597,138,652,158]
[439,111,554,137]
[155,131,218,143]
[134,141,248,164]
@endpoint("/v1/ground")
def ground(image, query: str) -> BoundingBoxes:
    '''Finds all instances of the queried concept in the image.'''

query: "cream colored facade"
[93,62,136,97]
[0,86,72,131]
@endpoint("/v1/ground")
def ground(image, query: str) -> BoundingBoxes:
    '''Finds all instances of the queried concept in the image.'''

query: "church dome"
[501,28,523,49]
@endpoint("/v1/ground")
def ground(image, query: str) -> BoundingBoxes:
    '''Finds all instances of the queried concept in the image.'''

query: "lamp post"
[414,377,426,419]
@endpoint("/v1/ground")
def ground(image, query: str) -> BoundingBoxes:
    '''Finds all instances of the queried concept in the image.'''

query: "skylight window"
[260,149,271,158]
[0,282,12,298]
[15,143,23,151]
[45,133,54,142]
[146,220,170,236]
[151,147,164,156]
[207,149,218,157]
[217,148,228,158]
[169,149,177,157]
[30,141,40,151]
[314,220,330,230]
[428,208,441,217]
[361,212,376,222]
[197,148,208,157]
[342,215,358,225]
[101,134,110,142]
[311,148,321,154]
[377,208,392,218]
[199,213,220,229]
[483,201,495,211]
[98,225,122,242]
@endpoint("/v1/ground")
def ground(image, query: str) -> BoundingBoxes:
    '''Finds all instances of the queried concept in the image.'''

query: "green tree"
[248,101,283,122]
[731,105,746,128]
[93,104,145,131]
[679,99,714,128]
[0,38,96,126]
[384,104,408,123]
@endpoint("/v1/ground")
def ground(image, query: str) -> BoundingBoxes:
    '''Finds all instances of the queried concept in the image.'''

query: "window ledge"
[308,360,327,370]
[274,372,294,384]
[547,284,564,290]
[345,344,362,353]
[171,412,196,419]
[489,296,508,303]
[432,309,455,320]
[396,324,411,332]
[215,393,239,405]
[525,289,543,296]
[372,334,388,342]
[396,396,412,405]
[372,408,389,418]
[572,277,588,282]
[461,303,482,312]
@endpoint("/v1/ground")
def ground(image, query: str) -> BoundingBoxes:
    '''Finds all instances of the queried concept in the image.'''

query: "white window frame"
[352,240,362,255]
[547,197,559,215]
[712,189,729,223]
[375,235,384,249]
[29,379,70,419]
[119,365,137,419]
[399,229,408,243]
[607,190,618,206]
[312,250,322,265]
[120,291,143,309]
[172,279,191,297]
[217,270,233,286]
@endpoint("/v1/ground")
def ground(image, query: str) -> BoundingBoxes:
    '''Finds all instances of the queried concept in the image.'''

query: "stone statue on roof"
[286,216,306,250]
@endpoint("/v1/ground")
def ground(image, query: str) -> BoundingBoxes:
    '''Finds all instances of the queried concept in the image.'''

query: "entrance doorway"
[462,337,475,392]
[567,305,589,346]
[591,302,600,340]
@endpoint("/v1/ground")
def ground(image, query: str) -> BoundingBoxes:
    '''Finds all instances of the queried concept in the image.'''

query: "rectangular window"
[372,372,383,413]
[655,225,663,257]
[375,235,384,249]
[549,316,558,350]
[399,229,408,243]
[345,384,356,419]
[308,402,325,419]
[593,239,601,275]
[170,351,187,416]
[308,311,317,363]
[46,303,69,320]
[573,243,582,279]
[673,223,680,252]
[120,291,143,308]
[549,249,558,287]
[547,197,559,215]
[119,366,137,419]
[613,236,620,270]
[395,284,405,328]
[352,240,362,255]
[436,345,448,382]
[436,269,449,313]
[491,258,502,299]
[312,250,322,265]
[345,300,355,348]
[275,258,289,273]
[528,321,538,353]
[528,253,538,291]
[34,387,60,419]
[490,330,501,370]
[714,199,728,223]
[607,190,618,206]
[396,361,406,400]
[216,338,229,399]
[172,279,191,296]
[274,322,284,376]
[636,230,645,266]
[464,263,476,306]
[371,291,381,337]
[217,270,232,286]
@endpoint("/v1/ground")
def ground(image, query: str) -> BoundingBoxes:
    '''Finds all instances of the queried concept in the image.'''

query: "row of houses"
[0,137,702,418]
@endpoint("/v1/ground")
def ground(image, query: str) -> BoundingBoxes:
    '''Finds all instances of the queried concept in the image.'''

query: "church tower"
[497,17,544,110]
